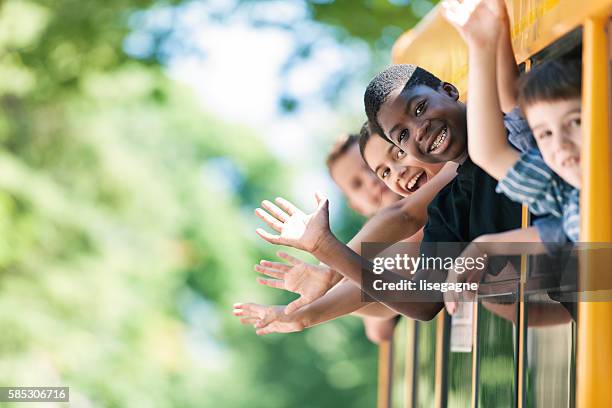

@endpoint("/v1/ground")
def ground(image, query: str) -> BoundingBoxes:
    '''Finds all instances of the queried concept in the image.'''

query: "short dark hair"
[364,64,442,134]
[326,133,359,172]
[358,121,372,160]
[518,60,582,109]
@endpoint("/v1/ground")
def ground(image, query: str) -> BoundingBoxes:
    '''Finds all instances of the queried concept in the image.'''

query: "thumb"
[445,300,458,315]
[285,297,308,315]
[314,192,329,214]
[314,191,328,205]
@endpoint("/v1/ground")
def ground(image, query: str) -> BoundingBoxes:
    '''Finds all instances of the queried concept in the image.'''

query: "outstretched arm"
[347,162,457,255]
[443,227,545,314]
[495,2,519,113]
[234,279,396,335]
[255,193,444,321]
[443,0,519,180]
[314,233,445,321]
[255,251,343,314]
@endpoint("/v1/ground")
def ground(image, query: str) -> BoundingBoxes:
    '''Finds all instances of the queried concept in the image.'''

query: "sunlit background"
[0,0,436,406]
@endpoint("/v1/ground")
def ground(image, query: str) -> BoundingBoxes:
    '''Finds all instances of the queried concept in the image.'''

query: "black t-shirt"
[423,156,522,243]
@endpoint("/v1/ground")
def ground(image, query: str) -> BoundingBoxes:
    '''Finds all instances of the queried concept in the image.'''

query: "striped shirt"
[496,149,580,241]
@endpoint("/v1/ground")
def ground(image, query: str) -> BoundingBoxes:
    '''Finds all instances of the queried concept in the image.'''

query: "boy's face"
[526,99,582,188]
[363,133,445,197]
[330,143,401,216]
[376,83,467,164]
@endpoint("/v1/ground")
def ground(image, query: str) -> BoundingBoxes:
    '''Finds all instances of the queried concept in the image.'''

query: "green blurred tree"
[0,0,382,407]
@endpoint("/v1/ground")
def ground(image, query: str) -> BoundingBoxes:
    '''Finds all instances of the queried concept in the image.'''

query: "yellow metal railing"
[377,340,393,408]
[577,16,612,408]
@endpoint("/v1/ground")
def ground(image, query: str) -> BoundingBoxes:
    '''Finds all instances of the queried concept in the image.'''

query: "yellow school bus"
[376,1,612,407]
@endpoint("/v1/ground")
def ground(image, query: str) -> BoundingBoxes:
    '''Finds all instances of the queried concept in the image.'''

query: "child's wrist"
[468,42,498,59]
[292,308,311,329]
[312,232,341,262]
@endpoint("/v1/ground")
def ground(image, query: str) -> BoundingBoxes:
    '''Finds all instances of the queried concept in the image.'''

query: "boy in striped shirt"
[443,0,581,243]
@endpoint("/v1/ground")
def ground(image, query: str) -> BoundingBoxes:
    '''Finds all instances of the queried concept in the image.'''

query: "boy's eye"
[381,169,390,179]
[537,130,553,140]
[569,118,581,128]
[415,101,426,117]
[398,129,408,143]
[395,149,406,160]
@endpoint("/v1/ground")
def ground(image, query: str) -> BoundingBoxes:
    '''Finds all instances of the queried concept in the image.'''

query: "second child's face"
[526,99,582,188]
[363,134,445,197]
[376,83,468,164]
[330,143,401,216]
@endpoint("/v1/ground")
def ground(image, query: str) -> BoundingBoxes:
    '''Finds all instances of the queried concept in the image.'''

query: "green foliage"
[0,0,379,406]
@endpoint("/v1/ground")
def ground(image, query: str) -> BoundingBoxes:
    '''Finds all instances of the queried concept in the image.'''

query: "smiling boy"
[247,63,524,321]
[326,133,401,216]
[359,125,444,197]
[364,64,522,244]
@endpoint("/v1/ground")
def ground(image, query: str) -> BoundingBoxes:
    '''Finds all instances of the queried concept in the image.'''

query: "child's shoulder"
[504,106,536,153]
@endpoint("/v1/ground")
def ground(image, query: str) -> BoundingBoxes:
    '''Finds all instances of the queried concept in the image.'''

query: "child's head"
[327,132,400,217]
[364,64,468,164]
[359,122,444,197]
[518,60,582,188]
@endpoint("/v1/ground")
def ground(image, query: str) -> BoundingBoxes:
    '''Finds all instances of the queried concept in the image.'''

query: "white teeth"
[429,127,447,152]
[407,171,424,190]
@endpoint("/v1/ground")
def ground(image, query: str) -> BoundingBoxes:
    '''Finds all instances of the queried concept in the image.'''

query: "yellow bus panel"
[391,0,612,96]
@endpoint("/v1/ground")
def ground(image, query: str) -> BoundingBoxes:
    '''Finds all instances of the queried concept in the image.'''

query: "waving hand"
[255,251,339,314]
[254,192,331,254]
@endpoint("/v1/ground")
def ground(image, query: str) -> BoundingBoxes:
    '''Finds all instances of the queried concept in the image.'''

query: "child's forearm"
[347,162,457,256]
[467,43,519,180]
[474,227,548,255]
[314,234,444,321]
[495,5,519,113]
[352,302,399,319]
[295,279,377,328]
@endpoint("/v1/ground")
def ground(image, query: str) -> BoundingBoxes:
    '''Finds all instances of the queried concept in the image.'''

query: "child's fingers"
[260,260,292,272]
[255,208,284,232]
[314,191,327,204]
[256,320,281,335]
[285,297,309,315]
[254,264,286,279]
[277,251,301,266]
[255,228,284,245]
[239,317,259,325]
[275,197,300,216]
[441,0,462,20]
[445,299,458,315]
[261,200,289,222]
[465,0,480,12]
[233,302,264,318]
[314,195,329,215]
[256,326,274,336]
[256,277,285,290]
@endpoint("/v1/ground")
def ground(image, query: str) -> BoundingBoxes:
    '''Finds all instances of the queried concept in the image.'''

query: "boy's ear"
[438,82,460,101]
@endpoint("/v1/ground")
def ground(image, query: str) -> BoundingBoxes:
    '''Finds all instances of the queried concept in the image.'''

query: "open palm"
[232,303,305,336]
[254,193,331,254]
[255,251,337,314]
[442,0,506,47]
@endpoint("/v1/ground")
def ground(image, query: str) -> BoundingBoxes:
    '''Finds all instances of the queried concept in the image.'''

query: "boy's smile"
[330,143,400,216]
[363,133,444,197]
[376,83,468,164]
[526,99,582,189]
